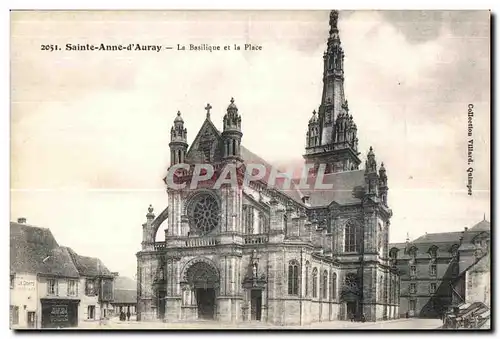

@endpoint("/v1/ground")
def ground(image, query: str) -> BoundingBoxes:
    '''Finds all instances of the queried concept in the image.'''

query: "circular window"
[189,194,219,234]
[345,274,359,292]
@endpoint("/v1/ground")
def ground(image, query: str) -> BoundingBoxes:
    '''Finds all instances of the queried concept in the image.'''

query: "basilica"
[136,10,399,325]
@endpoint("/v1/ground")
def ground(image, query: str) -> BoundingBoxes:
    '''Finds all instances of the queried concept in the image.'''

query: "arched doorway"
[341,273,362,321]
[184,260,220,320]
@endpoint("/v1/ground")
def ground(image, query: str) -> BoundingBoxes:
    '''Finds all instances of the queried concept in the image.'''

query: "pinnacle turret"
[222,97,243,159]
[169,110,188,166]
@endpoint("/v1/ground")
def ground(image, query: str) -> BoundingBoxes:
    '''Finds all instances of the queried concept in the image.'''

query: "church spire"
[303,10,361,173]
[329,10,340,43]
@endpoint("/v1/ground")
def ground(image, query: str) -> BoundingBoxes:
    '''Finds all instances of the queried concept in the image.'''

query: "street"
[77,317,443,330]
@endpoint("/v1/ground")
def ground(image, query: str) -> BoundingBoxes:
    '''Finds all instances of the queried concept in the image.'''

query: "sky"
[10,10,490,278]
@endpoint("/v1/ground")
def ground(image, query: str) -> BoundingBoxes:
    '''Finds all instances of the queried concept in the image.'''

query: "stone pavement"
[77,317,443,330]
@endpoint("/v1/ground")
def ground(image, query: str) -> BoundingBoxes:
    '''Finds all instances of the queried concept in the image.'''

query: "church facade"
[136,10,399,325]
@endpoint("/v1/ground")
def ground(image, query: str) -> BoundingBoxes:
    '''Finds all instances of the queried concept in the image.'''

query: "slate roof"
[10,222,79,278]
[113,289,137,304]
[293,170,365,207]
[240,145,304,203]
[390,219,491,254]
[112,276,137,304]
[470,220,490,232]
[413,231,464,244]
[65,247,114,278]
[114,276,137,290]
[184,117,367,207]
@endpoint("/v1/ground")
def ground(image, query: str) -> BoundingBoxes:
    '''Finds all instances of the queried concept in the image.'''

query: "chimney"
[464,227,468,232]
[17,217,26,224]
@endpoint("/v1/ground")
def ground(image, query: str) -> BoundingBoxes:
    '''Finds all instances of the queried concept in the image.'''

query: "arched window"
[345,220,360,252]
[288,260,299,295]
[322,270,328,299]
[331,272,337,300]
[284,215,288,234]
[312,268,318,298]
[305,261,310,297]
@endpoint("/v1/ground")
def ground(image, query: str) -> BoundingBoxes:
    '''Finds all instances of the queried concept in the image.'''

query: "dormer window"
[450,244,459,258]
[429,246,438,259]
[408,246,418,265]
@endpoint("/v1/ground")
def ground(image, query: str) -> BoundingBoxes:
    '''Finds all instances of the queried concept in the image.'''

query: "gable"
[186,118,223,164]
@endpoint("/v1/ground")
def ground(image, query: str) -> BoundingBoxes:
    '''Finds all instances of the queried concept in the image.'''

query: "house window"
[10,274,14,289]
[87,305,95,320]
[409,283,416,294]
[86,279,96,296]
[430,283,437,294]
[288,260,299,296]
[344,221,359,252]
[410,265,417,277]
[409,299,416,312]
[430,264,437,276]
[312,268,318,298]
[47,279,58,295]
[10,305,19,325]
[305,262,310,297]
[451,263,459,277]
[322,270,328,299]
[331,272,337,300]
[68,280,78,296]
[283,215,288,234]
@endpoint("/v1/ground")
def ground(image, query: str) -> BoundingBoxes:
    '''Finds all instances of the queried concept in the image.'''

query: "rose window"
[189,194,219,234]
[344,274,359,293]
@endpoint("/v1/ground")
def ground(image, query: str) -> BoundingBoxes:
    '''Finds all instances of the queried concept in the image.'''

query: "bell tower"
[303,10,361,173]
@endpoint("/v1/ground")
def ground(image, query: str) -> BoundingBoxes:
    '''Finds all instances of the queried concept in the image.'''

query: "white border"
[3,1,498,338]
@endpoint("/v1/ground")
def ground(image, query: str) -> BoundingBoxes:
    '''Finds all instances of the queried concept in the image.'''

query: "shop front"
[40,298,80,328]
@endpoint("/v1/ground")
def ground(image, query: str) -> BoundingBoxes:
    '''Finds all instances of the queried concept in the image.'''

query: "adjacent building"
[137,10,399,326]
[10,218,116,329]
[389,219,490,318]
[65,247,115,323]
[10,218,81,328]
[111,274,138,317]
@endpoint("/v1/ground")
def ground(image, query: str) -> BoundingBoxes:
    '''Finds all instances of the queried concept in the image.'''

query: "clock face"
[189,194,220,235]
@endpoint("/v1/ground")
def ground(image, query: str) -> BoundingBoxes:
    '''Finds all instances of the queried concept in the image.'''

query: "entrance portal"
[196,288,216,320]
[183,258,220,321]
[158,291,166,320]
[250,290,262,321]
[347,302,357,320]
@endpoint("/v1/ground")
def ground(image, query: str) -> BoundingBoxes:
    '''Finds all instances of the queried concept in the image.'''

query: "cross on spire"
[205,103,212,119]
